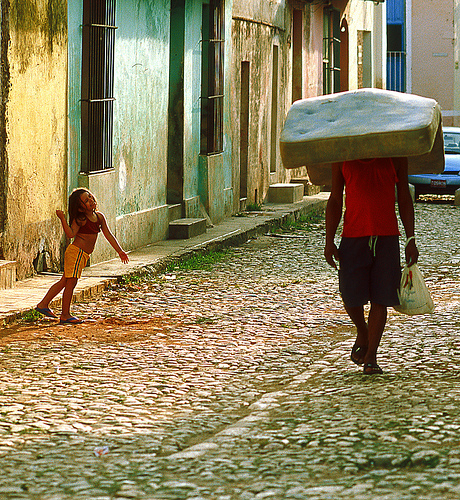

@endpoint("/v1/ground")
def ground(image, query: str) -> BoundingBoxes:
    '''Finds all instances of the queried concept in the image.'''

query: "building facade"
[230,0,388,207]
[0,0,387,280]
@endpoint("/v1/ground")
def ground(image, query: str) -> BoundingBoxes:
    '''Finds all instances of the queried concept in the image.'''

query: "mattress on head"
[280,89,444,185]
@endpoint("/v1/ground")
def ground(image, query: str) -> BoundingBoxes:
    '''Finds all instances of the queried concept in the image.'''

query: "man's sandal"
[350,345,367,365]
[363,363,383,375]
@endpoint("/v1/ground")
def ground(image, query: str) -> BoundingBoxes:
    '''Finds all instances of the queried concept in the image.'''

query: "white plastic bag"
[394,264,435,315]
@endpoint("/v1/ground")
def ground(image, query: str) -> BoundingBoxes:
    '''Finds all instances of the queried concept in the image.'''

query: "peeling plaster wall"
[114,0,170,215]
[3,0,67,279]
[231,0,292,207]
[67,0,172,264]
[342,0,379,90]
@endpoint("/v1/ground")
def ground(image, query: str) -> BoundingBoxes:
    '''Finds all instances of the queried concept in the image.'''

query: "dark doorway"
[167,0,185,205]
[240,61,250,201]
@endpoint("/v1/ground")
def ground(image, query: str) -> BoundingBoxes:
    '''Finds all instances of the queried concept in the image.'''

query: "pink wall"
[411,0,455,125]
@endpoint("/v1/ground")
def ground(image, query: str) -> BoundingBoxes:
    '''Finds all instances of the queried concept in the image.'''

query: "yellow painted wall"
[3,0,68,279]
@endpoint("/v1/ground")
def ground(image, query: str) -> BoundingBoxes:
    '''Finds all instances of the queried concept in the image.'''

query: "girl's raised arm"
[56,210,80,239]
[99,212,129,264]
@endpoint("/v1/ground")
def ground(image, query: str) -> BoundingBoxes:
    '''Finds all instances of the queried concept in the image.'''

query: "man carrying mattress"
[280,89,443,374]
[324,157,419,375]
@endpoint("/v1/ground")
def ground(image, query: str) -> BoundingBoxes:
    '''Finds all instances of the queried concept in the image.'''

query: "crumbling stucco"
[2,0,68,279]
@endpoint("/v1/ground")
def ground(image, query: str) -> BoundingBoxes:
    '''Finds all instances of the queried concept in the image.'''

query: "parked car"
[408,126,460,199]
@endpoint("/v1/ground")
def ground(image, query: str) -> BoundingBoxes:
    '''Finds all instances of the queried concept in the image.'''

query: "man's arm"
[324,163,345,269]
[394,157,419,266]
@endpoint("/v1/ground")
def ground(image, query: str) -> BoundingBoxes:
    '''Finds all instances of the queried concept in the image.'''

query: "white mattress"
[280,89,444,185]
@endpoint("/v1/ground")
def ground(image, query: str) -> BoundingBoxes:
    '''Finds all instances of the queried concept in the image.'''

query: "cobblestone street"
[1,201,460,499]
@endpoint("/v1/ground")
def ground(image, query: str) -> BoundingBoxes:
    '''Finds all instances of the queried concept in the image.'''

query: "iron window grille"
[323,7,341,95]
[201,0,225,155]
[81,0,117,173]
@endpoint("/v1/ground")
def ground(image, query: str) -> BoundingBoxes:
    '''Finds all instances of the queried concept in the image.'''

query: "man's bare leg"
[364,302,387,366]
[344,304,369,364]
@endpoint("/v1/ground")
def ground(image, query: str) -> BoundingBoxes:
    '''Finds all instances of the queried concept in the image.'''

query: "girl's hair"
[68,188,97,225]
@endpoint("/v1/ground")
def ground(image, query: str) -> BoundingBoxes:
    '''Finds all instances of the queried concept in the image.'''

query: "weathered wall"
[111,0,171,256]
[193,0,234,223]
[68,0,172,264]
[114,0,169,214]
[343,0,381,90]
[231,0,292,208]
[182,1,208,216]
[229,0,387,203]
[67,0,235,263]
[3,0,68,279]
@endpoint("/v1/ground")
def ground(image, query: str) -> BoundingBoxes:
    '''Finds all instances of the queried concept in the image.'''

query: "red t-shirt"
[341,158,400,237]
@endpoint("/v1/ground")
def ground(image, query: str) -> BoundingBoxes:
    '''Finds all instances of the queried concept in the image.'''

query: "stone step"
[290,177,323,195]
[0,260,17,289]
[268,183,304,204]
[168,203,182,222]
[169,218,207,240]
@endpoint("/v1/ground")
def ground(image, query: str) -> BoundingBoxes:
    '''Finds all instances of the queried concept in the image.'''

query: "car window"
[443,132,460,153]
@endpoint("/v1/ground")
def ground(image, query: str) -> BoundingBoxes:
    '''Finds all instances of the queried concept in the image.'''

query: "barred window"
[81,0,117,173]
[201,0,225,155]
[323,7,341,95]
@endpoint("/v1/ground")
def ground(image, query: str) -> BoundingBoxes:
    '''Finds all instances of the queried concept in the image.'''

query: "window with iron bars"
[81,0,117,173]
[323,7,341,95]
[201,0,225,155]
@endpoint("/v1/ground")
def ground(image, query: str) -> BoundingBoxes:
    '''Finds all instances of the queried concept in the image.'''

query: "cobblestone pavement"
[1,200,460,499]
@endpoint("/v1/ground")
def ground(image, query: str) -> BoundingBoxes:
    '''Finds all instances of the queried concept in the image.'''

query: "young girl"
[36,188,129,324]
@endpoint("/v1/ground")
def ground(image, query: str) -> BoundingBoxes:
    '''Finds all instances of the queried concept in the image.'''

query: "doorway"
[240,61,250,202]
[167,0,186,206]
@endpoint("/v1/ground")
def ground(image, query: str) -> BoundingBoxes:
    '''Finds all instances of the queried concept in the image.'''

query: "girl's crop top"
[78,216,102,234]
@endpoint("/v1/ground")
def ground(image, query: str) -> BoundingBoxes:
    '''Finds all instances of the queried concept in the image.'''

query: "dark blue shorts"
[338,236,401,308]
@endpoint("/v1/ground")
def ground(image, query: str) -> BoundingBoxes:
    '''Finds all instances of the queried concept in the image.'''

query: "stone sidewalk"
[0,194,329,324]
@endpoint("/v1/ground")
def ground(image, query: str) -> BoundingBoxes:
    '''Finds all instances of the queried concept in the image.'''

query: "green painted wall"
[68,0,170,213]
[114,0,170,214]
[66,0,235,260]
[67,0,83,195]
[182,0,203,202]
[187,0,233,223]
